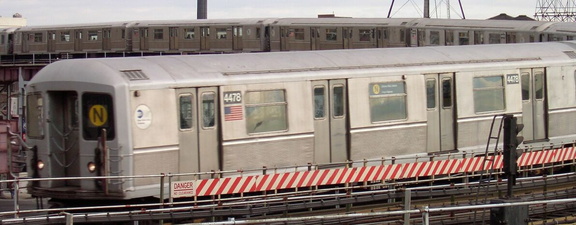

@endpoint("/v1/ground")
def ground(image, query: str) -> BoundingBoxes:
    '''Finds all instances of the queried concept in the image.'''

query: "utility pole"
[387,0,465,19]
[197,0,207,19]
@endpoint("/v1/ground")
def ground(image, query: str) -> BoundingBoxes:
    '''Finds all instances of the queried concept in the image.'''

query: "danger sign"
[171,180,195,198]
[89,105,108,127]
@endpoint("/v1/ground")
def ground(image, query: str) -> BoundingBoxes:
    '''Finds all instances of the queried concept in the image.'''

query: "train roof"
[30,41,576,91]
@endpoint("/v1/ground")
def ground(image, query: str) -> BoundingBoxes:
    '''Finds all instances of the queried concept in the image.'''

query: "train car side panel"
[220,81,314,170]
[348,75,427,160]
[130,89,178,186]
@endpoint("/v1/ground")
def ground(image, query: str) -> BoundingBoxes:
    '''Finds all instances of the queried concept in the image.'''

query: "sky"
[0,0,538,26]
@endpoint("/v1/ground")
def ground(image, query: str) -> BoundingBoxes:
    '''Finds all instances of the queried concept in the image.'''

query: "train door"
[521,68,547,141]
[139,28,149,51]
[102,29,111,50]
[169,27,178,50]
[74,30,82,51]
[310,27,320,50]
[47,31,56,52]
[312,80,348,163]
[376,27,389,48]
[22,33,29,53]
[233,26,243,51]
[279,27,289,51]
[176,87,220,177]
[410,28,418,47]
[425,73,456,152]
[48,91,80,186]
[200,27,210,51]
[343,27,352,49]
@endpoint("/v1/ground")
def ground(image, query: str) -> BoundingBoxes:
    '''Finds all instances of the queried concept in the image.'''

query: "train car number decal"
[135,105,152,129]
[89,105,108,127]
[506,74,520,84]
[223,91,242,104]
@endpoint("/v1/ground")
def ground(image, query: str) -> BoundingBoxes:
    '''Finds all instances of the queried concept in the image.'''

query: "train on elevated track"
[2,17,576,60]
[24,40,576,202]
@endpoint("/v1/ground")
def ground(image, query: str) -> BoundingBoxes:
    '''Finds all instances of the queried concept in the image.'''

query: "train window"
[400,29,406,42]
[535,72,544,100]
[179,95,193,130]
[474,31,483,45]
[202,93,215,128]
[34,33,42,42]
[103,30,110,39]
[521,73,530,101]
[185,28,195,39]
[489,33,500,44]
[233,27,243,37]
[314,86,326,119]
[154,29,163,40]
[121,29,125,39]
[140,28,148,38]
[382,29,389,40]
[61,32,70,42]
[473,76,505,113]
[0,35,4,45]
[245,90,288,134]
[359,29,371,41]
[507,33,517,43]
[568,36,574,41]
[170,27,178,38]
[333,86,345,117]
[256,28,261,39]
[82,93,115,140]
[445,30,454,45]
[216,28,227,39]
[430,31,440,45]
[49,32,56,41]
[426,79,436,109]
[326,28,337,41]
[294,28,305,40]
[458,32,469,45]
[369,82,407,122]
[26,93,44,139]
[88,31,98,41]
[442,79,452,108]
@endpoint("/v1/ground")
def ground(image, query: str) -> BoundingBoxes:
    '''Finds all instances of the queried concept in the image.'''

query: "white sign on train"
[171,180,195,198]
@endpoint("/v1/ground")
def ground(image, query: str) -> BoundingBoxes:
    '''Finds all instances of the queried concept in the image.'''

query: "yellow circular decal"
[89,105,108,127]
[372,84,380,95]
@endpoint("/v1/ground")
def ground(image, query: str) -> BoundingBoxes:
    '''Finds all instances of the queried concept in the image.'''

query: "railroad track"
[2,172,576,224]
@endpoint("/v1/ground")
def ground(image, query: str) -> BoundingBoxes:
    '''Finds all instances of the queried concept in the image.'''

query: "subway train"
[3,17,576,60]
[25,40,576,201]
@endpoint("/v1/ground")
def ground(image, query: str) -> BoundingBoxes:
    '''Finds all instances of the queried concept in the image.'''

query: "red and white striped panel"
[195,176,256,196]
[187,147,576,197]
[552,147,576,162]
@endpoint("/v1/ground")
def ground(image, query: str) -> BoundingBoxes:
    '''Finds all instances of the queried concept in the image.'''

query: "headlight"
[37,160,45,170]
[87,162,96,173]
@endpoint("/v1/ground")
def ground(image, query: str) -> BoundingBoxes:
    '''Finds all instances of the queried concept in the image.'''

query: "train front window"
[473,76,505,113]
[314,86,326,119]
[185,28,195,39]
[179,95,193,130]
[326,28,337,41]
[521,73,530,101]
[26,93,44,139]
[369,82,407,122]
[202,93,215,128]
[426,79,436,109]
[535,72,544,100]
[154,29,163,40]
[82,93,115,140]
[245,90,287,134]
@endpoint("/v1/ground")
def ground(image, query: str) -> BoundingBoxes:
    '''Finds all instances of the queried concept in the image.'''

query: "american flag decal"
[224,105,243,121]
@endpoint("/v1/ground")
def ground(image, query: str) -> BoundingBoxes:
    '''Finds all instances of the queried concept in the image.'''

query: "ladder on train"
[473,114,506,222]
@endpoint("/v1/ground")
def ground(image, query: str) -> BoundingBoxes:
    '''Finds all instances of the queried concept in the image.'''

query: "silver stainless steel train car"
[3,17,576,60]
[25,41,576,200]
